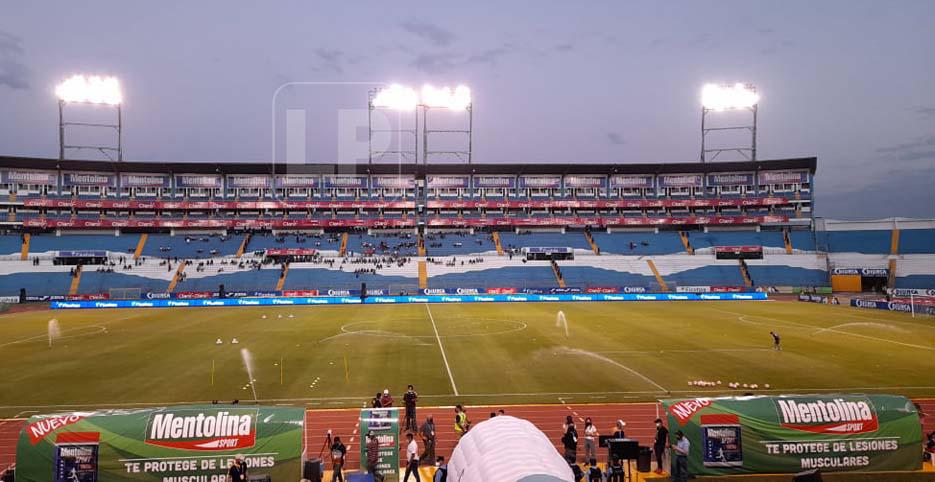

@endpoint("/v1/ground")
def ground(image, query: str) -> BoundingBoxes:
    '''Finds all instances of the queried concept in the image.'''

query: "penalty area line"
[425,303,459,396]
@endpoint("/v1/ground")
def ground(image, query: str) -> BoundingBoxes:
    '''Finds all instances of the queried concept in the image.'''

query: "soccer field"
[0,300,933,417]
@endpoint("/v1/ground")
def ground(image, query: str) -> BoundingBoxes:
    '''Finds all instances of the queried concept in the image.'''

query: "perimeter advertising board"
[661,395,921,476]
[16,405,305,482]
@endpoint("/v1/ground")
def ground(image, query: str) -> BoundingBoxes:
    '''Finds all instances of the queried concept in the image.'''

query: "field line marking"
[425,304,459,396]
[713,308,934,351]
[4,388,935,412]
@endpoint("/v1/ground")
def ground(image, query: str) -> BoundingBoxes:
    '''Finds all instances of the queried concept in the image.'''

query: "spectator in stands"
[403,432,420,482]
[583,417,598,463]
[672,430,690,482]
[329,436,346,482]
[653,418,669,474]
[380,388,393,407]
[365,432,384,482]
[562,415,579,462]
[404,384,419,432]
[605,455,624,482]
[432,456,447,482]
[420,415,436,462]
[567,456,583,482]
[454,405,470,437]
[227,455,247,482]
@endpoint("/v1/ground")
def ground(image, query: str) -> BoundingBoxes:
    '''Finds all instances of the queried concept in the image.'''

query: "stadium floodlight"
[56,75,123,105]
[371,84,419,110]
[700,82,758,163]
[701,83,758,111]
[420,84,472,110]
[56,74,124,162]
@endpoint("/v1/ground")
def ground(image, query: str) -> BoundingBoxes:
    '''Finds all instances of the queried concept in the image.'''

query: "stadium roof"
[0,155,816,176]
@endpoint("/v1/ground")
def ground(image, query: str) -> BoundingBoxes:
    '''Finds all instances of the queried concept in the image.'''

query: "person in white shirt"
[672,430,690,482]
[403,432,420,482]
[583,417,599,463]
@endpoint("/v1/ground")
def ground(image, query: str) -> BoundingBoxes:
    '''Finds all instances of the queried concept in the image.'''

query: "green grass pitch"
[0,300,933,416]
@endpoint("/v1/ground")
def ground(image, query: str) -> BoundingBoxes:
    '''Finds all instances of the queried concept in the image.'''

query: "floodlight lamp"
[371,84,419,110]
[701,83,758,110]
[421,84,471,110]
[56,74,123,105]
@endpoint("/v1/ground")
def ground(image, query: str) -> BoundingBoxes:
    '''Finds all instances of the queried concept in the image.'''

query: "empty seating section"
[688,231,785,250]
[821,230,892,254]
[898,229,935,254]
[78,272,168,295]
[745,254,828,286]
[498,232,592,251]
[788,231,817,251]
[0,235,22,256]
[141,234,239,259]
[589,232,685,254]
[28,234,140,255]
[560,267,658,289]
[650,257,746,286]
[284,266,418,291]
[894,254,935,288]
[428,265,557,289]
[425,232,495,256]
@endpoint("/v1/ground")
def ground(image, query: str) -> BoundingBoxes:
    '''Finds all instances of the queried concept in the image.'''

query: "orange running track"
[2,399,934,472]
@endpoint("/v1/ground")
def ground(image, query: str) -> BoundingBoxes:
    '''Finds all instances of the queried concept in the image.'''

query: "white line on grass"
[425,303,459,396]
[713,308,934,351]
[4,386,935,411]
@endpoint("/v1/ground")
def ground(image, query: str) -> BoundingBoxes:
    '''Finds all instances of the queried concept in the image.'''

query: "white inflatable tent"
[446,415,573,482]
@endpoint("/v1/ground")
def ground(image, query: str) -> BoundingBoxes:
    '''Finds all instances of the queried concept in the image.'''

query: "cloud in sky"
[400,20,456,47]
[0,31,28,90]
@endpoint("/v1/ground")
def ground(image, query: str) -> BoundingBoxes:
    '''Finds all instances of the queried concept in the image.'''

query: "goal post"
[109,287,142,300]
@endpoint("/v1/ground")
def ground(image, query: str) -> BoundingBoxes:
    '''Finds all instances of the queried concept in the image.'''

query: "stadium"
[2,8,935,482]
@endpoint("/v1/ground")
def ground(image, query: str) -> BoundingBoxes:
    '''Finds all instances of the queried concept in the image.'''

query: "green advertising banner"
[359,408,400,482]
[15,405,305,482]
[661,394,922,476]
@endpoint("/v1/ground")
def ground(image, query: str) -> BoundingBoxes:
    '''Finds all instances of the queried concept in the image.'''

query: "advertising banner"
[226,175,270,189]
[661,395,921,476]
[359,408,399,481]
[1,170,58,185]
[63,172,118,188]
[850,299,935,316]
[15,405,305,482]
[890,288,935,297]
[517,175,562,189]
[758,170,809,184]
[472,175,515,189]
[426,176,469,189]
[120,174,171,188]
[371,176,415,189]
[323,175,367,189]
[175,175,222,189]
[609,174,654,189]
[831,268,889,277]
[706,173,754,186]
[658,174,703,188]
[563,175,606,189]
[274,176,320,188]
[51,292,769,310]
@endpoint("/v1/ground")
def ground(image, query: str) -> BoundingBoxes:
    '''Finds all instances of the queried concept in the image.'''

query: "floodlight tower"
[56,75,124,162]
[368,84,419,164]
[700,83,758,163]
[367,84,473,165]
[420,85,473,165]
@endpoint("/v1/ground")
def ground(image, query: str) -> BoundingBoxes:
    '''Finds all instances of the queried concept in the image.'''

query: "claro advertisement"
[661,394,921,476]
[16,405,305,482]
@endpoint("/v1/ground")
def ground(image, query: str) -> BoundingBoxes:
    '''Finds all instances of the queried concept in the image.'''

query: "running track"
[3,400,934,472]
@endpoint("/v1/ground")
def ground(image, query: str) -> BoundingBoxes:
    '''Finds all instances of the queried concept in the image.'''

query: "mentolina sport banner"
[661,394,921,476]
[16,405,305,482]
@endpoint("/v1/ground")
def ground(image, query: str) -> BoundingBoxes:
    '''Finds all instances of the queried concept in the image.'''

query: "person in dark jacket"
[403,384,419,432]
[562,416,578,462]
[653,418,669,474]
[330,436,346,482]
